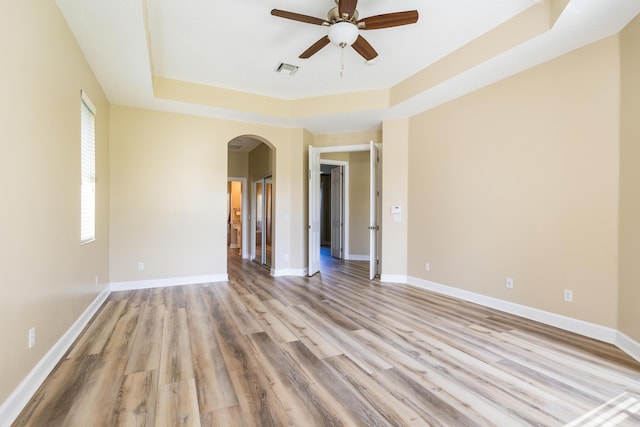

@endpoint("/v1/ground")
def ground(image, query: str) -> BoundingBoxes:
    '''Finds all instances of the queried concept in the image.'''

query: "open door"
[308,146,320,276]
[330,166,344,259]
[369,141,380,280]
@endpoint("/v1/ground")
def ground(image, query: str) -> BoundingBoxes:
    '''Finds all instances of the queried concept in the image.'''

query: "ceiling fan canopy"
[271,0,419,61]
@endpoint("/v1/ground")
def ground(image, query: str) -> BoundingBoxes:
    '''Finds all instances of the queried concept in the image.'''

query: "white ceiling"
[56,0,640,135]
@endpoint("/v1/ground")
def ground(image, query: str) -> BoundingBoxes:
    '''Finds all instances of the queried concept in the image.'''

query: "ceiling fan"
[271,0,419,62]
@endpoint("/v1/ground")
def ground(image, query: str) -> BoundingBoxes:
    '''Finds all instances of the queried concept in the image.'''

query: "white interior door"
[308,146,320,276]
[369,141,380,280]
[330,166,343,259]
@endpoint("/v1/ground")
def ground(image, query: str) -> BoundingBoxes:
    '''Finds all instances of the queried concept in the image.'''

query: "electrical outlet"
[95,275,99,286]
[28,327,36,349]
[137,262,144,271]
[506,277,513,289]
[284,253,289,261]
[564,289,573,302]
[424,262,430,272]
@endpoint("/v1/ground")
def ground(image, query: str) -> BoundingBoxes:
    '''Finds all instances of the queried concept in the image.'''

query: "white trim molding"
[110,274,228,292]
[380,274,408,284]
[615,331,640,363]
[0,288,111,427]
[405,276,640,363]
[347,254,370,261]
[271,268,308,277]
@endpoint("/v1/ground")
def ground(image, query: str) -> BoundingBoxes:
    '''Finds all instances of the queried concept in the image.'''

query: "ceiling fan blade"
[351,35,378,61]
[338,0,358,19]
[357,10,419,30]
[271,9,329,26]
[299,36,331,58]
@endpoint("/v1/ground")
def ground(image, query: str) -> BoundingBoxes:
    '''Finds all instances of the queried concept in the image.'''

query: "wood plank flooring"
[13,250,640,426]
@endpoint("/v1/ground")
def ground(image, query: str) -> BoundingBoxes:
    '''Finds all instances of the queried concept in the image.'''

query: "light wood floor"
[14,250,640,426]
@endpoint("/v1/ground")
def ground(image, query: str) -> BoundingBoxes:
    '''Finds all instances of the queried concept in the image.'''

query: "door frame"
[228,177,249,259]
[369,141,381,280]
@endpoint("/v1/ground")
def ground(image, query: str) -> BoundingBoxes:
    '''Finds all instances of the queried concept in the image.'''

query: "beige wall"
[407,37,621,327]
[314,130,381,147]
[347,151,371,257]
[109,107,305,282]
[228,150,248,177]
[619,15,640,343]
[381,119,410,278]
[0,0,110,403]
[249,143,273,182]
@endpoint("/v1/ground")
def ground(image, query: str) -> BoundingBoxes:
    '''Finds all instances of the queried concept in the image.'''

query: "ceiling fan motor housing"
[327,6,358,23]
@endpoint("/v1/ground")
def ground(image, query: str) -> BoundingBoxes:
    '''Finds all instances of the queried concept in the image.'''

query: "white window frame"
[80,90,96,244]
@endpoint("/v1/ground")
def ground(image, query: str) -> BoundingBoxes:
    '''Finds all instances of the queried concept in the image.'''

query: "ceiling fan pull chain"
[340,47,345,77]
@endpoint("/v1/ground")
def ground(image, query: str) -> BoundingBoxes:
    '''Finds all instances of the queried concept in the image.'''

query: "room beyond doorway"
[320,161,346,261]
[228,136,275,270]
[227,178,247,259]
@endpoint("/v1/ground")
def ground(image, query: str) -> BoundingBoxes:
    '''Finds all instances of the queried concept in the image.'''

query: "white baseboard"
[380,274,408,284]
[271,268,308,277]
[347,254,370,261]
[0,288,111,427]
[405,276,640,362]
[110,274,228,292]
[615,331,640,363]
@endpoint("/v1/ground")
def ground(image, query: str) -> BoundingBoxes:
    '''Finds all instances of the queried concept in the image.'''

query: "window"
[80,91,96,244]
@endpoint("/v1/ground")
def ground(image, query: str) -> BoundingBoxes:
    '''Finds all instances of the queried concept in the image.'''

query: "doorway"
[320,161,347,260]
[228,136,275,266]
[309,142,381,279]
[227,179,247,257]
[253,175,273,268]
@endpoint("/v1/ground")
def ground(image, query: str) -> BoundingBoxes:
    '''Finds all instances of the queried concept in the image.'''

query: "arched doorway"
[227,135,275,269]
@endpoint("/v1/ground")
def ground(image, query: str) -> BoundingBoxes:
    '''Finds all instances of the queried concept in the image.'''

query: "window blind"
[80,91,96,244]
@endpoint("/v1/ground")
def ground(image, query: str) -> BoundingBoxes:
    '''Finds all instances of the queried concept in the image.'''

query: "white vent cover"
[275,62,299,76]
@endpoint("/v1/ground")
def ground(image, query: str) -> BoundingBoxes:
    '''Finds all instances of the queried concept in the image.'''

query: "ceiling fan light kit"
[271,0,418,62]
[328,22,359,47]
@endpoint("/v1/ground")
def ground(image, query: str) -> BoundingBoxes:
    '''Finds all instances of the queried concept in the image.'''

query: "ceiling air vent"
[275,62,299,76]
